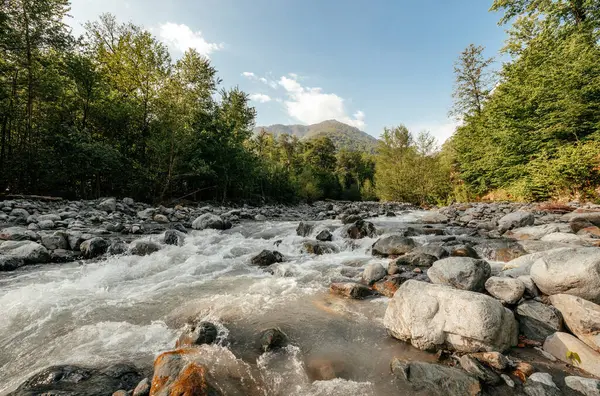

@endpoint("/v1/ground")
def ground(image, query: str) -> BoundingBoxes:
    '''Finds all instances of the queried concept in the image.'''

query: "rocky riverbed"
[2,198,600,395]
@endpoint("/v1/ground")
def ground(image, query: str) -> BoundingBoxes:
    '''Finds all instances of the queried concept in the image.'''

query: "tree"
[491,0,600,27]
[451,44,495,119]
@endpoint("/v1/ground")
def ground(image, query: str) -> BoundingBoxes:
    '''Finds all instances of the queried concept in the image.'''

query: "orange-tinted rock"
[372,278,400,297]
[329,282,373,299]
[511,361,534,383]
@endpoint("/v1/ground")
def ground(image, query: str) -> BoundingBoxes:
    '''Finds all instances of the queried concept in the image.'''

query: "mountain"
[253,120,379,152]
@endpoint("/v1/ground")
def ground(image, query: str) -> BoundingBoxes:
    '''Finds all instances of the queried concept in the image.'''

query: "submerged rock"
[347,219,376,239]
[303,241,338,255]
[330,282,374,299]
[164,229,186,246]
[315,229,333,242]
[251,250,284,266]
[260,328,288,352]
[176,322,219,348]
[296,221,314,237]
[80,237,109,259]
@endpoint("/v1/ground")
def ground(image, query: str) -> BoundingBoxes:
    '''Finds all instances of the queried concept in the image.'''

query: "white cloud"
[278,75,366,129]
[158,23,222,57]
[249,93,272,103]
[242,72,256,78]
[408,120,461,144]
[243,72,278,89]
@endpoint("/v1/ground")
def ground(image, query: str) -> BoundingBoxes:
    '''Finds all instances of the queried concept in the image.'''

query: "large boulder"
[570,213,600,233]
[251,250,283,266]
[530,248,600,303]
[550,294,600,353]
[176,322,218,348]
[0,226,37,241]
[515,300,563,342]
[500,248,570,278]
[0,255,25,271]
[347,219,376,239]
[421,212,449,224]
[80,237,109,259]
[0,240,50,264]
[484,276,525,304]
[361,262,386,285]
[296,221,314,237]
[544,332,600,378]
[41,232,69,251]
[541,232,587,246]
[372,234,417,257]
[191,213,228,230]
[384,280,518,352]
[565,376,600,396]
[498,211,535,233]
[427,257,491,292]
[97,197,117,213]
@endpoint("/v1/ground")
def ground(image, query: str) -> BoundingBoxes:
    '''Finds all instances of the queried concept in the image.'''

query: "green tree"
[451,44,494,118]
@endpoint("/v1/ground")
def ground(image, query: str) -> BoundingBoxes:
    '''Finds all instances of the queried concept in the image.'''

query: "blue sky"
[69,0,507,141]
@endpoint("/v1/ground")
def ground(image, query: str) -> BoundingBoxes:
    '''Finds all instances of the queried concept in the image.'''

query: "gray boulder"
[251,250,283,266]
[296,221,314,237]
[0,226,37,241]
[129,240,161,256]
[524,373,561,396]
[10,208,30,219]
[384,280,518,352]
[0,241,50,264]
[0,255,25,271]
[37,220,55,230]
[565,376,600,396]
[498,211,535,233]
[500,248,570,278]
[41,232,69,251]
[485,276,525,304]
[362,263,386,285]
[347,219,376,239]
[372,234,417,257]
[544,332,600,378]
[164,230,186,246]
[107,240,128,256]
[570,213,600,233]
[421,212,449,224]
[458,354,501,385]
[550,294,600,353]
[515,300,563,342]
[427,257,491,292]
[37,214,61,222]
[315,229,333,242]
[97,198,117,212]
[80,237,109,258]
[330,282,374,299]
[192,213,228,230]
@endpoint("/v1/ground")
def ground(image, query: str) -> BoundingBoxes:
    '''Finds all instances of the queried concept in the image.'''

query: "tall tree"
[451,44,494,119]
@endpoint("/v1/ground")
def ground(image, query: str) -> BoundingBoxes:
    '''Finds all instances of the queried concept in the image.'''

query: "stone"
[106,222,124,233]
[41,232,68,251]
[315,229,333,242]
[472,240,527,262]
[251,250,284,266]
[107,240,128,255]
[427,257,491,292]
[565,376,600,396]
[485,276,525,304]
[505,224,560,240]
[524,372,561,396]
[129,240,161,256]
[518,275,540,298]
[37,220,55,230]
[458,354,501,385]
[570,213,600,233]
[0,255,25,271]
[516,300,563,342]
[384,280,518,352]
[362,262,386,285]
[449,244,480,259]
[97,198,117,212]
[303,241,338,255]
[164,229,186,246]
[390,359,481,396]
[498,211,535,233]
[414,244,449,260]
[0,226,37,241]
[191,213,228,230]
[296,221,314,237]
[500,248,570,278]
[421,212,449,224]
[176,322,219,348]
[550,294,600,353]
[0,240,50,264]
[137,208,154,220]
[330,282,374,299]
[391,252,438,269]
[123,197,135,206]
[10,208,30,219]
[347,219,377,239]
[372,234,417,256]
[469,351,510,371]
[37,214,61,222]
[342,214,362,225]
[544,332,600,378]
[260,328,288,352]
[530,247,600,303]
[153,214,169,223]
[372,277,403,297]
[541,232,587,245]
[80,237,109,259]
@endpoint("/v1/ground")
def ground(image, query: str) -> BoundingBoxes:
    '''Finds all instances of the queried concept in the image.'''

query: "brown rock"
[469,352,510,371]
[329,282,374,299]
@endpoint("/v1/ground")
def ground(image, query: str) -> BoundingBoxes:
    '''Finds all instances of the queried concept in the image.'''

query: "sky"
[68,0,508,142]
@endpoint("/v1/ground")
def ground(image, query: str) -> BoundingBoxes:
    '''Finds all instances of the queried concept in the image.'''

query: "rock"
[550,294,600,352]
[176,322,219,348]
[342,214,362,225]
[565,376,600,396]
[347,219,377,239]
[391,252,438,269]
[427,257,491,292]
[123,197,135,206]
[485,276,525,304]
[108,240,128,255]
[260,328,288,352]
[9,363,144,396]
[330,282,374,299]
[192,213,228,230]
[251,250,284,266]
[421,212,449,224]
[136,208,154,220]
[472,240,527,262]
[524,372,561,396]
[153,214,169,223]
[296,221,314,237]
[372,234,417,257]
[362,262,386,285]
[0,241,50,264]
[254,214,267,221]
[544,332,600,378]
[372,277,403,297]
[500,248,569,278]
[384,280,518,352]
[164,229,185,246]
[51,249,81,263]
[303,241,338,255]
[80,237,109,258]
[541,232,587,245]
[132,377,150,396]
[37,220,55,230]
[10,208,30,219]
[0,226,37,241]
[129,240,161,256]
[516,300,563,342]
[112,390,127,396]
[449,244,480,259]
[458,354,501,385]
[38,214,62,222]
[315,229,333,242]
[0,255,25,271]
[505,224,560,240]
[501,374,515,388]
[41,232,68,251]
[106,222,124,233]
[414,244,449,260]
[519,275,540,298]
[530,247,600,303]
[570,213,600,233]
[390,359,481,396]
[469,351,510,371]
[498,211,535,233]
[98,197,117,212]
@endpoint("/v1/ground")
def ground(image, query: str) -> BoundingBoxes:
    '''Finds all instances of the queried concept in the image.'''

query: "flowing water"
[0,213,437,395]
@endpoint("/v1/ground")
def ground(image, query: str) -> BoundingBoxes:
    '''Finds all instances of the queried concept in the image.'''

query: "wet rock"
[485,276,525,304]
[9,363,144,396]
[0,255,25,271]
[391,252,438,269]
[498,211,535,233]
[153,214,169,223]
[98,198,117,213]
[176,322,218,348]
[330,282,374,299]
[303,241,338,255]
[421,212,449,224]
[449,244,480,259]
[306,359,345,381]
[414,244,449,260]
[384,280,518,352]
[315,229,333,242]
[296,221,314,237]
[150,349,221,395]
[251,250,284,266]
[342,214,362,225]
[129,240,161,256]
[544,332,600,378]
[565,376,600,396]
[164,229,186,246]
[524,372,561,396]
[192,213,228,230]
[41,232,68,251]
[37,220,55,230]
[362,262,386,285]
[10,208,30,219]
[371,234,417,257]
[80,237,109,259]
[0,226,37,241]
[550,294,600,352]
[427,257,491,292]
[260,328,288,352]
[0,240,50,264]
[108,240,128,256]
[458,354,501,385]
[347,219,376,239]
[469,351,510,371]
[390,358,481,396]
[516,300,563,342]
[372,277,403,297]
[530,247,600,303]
